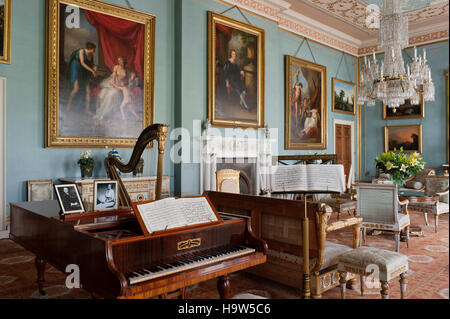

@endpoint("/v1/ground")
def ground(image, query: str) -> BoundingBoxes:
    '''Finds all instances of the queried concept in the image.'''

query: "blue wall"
[9,0,445,209]
[360,41,449,180]
[176,0,358,196]
[0,0,175,210]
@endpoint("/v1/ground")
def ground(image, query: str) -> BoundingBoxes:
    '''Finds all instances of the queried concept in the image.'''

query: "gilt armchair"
[216,169,240,194]
[408,176,449,233]
[356,184,410,252]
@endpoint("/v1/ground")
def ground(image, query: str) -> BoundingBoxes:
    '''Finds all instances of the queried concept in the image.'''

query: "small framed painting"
[385,125,422,153]
[0,0,11,64]
[285,55,327,150]
[94,181,118,211]
[383,99,424,120]
[54,184,85,215]
[332,78,356,115]
[207,11,265,129]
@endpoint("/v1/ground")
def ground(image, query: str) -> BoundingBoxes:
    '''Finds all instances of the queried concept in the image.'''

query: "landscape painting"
[385,125,422,153]
[46,0,156,148]
[332,78,356,115]
[285,55,327,150]
[383,99,424,120]
[208,12,265,129]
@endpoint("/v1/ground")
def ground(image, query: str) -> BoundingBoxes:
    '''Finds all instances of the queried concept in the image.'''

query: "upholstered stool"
[337,247,408,299]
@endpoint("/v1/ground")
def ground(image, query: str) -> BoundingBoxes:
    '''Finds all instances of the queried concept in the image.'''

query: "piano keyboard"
[126,246,256,285]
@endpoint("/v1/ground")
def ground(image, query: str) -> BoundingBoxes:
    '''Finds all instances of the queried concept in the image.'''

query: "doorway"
[334,119,355,186]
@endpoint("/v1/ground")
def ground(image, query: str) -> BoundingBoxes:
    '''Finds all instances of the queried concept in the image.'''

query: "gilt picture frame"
[45,0,156,148]
[0,0,11,64]
[382,99,425,120]
[385,125,422,154]
[207,11,265,129]
[332,78,356,115]
[285,55,327,150]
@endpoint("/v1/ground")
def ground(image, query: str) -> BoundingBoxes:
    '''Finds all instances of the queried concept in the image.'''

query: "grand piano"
[9,124,267,299]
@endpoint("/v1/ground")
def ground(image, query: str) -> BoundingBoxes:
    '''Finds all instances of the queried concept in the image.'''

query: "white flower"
[400,164,407,172]
[386,161,397,171]
[81,150,92,159]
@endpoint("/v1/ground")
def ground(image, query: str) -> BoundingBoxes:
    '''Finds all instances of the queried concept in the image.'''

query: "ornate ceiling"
[219,0,449,56]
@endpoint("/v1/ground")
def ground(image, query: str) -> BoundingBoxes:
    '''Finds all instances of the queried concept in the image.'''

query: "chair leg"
[424,213,429,226]
[360,275,365,296]
[406,226,410,248]
[435,215,439,233]
[339,271,347,299]
[363,228,367,245]
[394,231,400,252]
[399,272,407,299]
[380,281,389,299]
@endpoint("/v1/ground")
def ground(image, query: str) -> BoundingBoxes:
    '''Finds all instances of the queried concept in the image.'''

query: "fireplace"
[199,134,274,195]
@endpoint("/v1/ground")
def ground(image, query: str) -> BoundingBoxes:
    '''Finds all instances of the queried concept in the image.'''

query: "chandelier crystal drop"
[358,0,435,109]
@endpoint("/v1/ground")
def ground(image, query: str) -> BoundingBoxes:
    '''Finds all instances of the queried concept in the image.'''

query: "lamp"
[358,0,435,109]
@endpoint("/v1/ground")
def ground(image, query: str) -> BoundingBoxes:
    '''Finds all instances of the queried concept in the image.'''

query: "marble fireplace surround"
[199,135,275,195]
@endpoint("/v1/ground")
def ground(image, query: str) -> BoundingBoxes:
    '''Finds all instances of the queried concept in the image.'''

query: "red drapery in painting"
[85,11,145,79]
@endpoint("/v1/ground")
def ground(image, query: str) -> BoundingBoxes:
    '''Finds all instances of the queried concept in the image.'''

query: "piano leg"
[35,256,47,296]
[217,275,231,299]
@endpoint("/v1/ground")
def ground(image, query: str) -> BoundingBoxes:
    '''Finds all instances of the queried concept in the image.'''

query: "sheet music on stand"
[133,197,222,236]
[270,165,346,194]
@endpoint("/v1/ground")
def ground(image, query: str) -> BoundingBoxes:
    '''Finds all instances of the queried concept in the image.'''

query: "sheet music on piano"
[270,165,346,193]
[134,197,221,235]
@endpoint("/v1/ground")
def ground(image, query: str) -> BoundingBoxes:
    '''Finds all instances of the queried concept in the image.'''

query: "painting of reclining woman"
[46,0,155,148]
[285,56,327,150]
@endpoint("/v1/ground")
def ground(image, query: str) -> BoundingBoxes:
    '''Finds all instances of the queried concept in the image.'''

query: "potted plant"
[375,148,426,188]
[78,150,94,179]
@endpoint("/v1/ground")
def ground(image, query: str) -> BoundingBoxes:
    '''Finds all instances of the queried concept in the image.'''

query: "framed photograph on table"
[94,181,118,211]
[383,99,424,120]
[385,125,422,153]
[285,55,327,150]
[0,0,11,64]
[207,11,265,129]
[45,0,156,148]
[54,184,85,215]
[332,78,356,115]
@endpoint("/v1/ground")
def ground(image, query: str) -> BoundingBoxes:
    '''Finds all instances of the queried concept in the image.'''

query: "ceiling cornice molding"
[216,0,448,57]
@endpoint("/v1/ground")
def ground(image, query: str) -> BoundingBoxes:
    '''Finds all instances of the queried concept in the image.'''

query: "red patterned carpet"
[0,210,448,299]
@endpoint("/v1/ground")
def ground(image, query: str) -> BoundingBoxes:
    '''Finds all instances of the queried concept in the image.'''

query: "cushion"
[267,241,353,271]
[404,180,423,190]
[337,247,408,281]
[319,198,357,210]
[425,177,449,204]
[397,213,410,229]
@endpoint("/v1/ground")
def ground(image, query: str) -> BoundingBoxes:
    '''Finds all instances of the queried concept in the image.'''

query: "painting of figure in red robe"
[58,3,148,140]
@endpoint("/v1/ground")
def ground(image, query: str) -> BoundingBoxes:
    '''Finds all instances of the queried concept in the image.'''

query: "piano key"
[128,246,256,285]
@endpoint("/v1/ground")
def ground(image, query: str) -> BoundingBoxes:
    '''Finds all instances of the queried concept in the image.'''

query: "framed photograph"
[207,11,265,129]
[45,0,156,148]
[285,55,327,150]
[27,180,54,202]
[94,181,118,211]
[0,0,11,64]
[385,125,422,153]
[55,184,85,215]
[332,78,356,115]
[383,99,424,120]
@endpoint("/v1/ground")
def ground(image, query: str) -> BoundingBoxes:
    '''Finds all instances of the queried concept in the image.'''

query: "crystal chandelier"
[358,0,435,109]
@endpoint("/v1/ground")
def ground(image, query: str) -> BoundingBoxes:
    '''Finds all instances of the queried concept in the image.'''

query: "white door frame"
[333,119,356,185]
[0,78,7,239]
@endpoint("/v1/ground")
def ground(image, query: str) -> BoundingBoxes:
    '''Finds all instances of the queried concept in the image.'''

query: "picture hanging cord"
[220,5,252,25]
[293,37,317,64]
[335,52,353,81]
[124,0,134,10]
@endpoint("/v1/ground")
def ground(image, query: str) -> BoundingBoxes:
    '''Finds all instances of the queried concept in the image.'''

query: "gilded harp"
[105,124,169,208]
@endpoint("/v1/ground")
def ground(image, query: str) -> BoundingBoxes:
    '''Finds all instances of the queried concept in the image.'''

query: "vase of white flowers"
[375,148,426,188]
[78,150,94,179]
